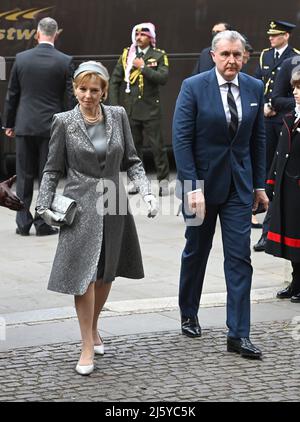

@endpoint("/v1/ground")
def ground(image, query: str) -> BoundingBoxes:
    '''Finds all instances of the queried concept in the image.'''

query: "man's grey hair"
[37,17,58,37]
[211,30,246,52]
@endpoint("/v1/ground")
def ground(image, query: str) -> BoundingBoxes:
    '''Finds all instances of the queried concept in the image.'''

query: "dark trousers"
[292,262,300,291]
[130,118,169,181]
[179,186,253,338]
[15,135,50,232]
[262,120,282,234]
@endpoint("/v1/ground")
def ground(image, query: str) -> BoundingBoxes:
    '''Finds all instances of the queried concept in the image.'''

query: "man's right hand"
[263,104,276,118]
[0,175,25,211]
[187,190,206,221]
[5,128,15,138]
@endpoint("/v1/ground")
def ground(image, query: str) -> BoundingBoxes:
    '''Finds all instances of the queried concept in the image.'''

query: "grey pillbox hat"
[73,61,109,80]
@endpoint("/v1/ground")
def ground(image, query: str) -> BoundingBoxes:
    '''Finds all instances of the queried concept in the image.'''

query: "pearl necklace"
[80,106,102,124]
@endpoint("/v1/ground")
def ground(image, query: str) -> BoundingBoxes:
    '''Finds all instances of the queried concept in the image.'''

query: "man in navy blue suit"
[173,30,268,359]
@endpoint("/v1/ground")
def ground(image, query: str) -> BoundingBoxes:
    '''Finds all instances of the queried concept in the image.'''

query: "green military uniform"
[109,46,169,181]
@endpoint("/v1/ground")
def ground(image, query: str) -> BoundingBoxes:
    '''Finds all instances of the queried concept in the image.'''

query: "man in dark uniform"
[192,22,232,75]
[3,17,74,236]
[253,20,299,251]
[271,54,300,114]
[109,23,170,196]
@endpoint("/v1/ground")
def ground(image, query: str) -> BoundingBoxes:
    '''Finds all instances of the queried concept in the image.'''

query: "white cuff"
[187,188,202,196]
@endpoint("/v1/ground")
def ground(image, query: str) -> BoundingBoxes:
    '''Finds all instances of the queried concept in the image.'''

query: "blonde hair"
[73,71,109,102]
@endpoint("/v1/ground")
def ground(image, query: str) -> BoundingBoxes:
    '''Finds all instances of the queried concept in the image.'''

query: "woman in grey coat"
[36,61,158,375]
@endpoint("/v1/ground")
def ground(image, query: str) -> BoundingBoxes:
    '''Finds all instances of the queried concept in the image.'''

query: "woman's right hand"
[36,208,63,226]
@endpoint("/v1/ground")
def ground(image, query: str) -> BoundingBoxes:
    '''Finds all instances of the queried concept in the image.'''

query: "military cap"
[267,20,296,35]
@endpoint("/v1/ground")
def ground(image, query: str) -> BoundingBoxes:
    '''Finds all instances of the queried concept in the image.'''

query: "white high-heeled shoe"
[75,362,94,375]
[94,342,105,355]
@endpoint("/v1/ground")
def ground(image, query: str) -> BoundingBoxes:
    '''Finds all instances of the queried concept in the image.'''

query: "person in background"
[265,70,300,303]
[241,36,254,75]
[241,36,262,229]
[109,23,170,196]
[192,22,232,74]
[253,20,299,251]
[2,17,74,236]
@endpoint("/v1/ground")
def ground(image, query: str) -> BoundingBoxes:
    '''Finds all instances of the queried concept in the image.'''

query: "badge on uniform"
[147,58,158,67]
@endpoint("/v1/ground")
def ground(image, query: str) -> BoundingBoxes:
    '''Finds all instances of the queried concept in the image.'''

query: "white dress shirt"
[38,41,54,47]
[215,68,242,127]
[274,44,288,59]
[137,46,150,56]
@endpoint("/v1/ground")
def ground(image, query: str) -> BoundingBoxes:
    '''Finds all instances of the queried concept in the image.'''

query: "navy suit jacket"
[271,55,300,114]
[172,69,266,205]
[192,47,214,75]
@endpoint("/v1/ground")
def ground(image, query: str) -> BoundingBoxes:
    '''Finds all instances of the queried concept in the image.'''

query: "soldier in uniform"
[253,20,299,251]
[109,23,170,196]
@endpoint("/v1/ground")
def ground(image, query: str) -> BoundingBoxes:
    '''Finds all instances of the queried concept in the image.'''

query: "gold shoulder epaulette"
[154,48,167,55]
[259,48,270,67]
[293,48,300,54]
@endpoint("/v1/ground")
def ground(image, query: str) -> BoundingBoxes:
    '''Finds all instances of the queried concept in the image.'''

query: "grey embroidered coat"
[37,104,151,295]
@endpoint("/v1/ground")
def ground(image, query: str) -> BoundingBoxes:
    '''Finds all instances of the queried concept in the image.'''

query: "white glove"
[36,208,63,226]
[143,194,159,218]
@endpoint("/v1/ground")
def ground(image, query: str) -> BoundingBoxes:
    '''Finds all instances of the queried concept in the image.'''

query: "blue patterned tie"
[227,83,238,139]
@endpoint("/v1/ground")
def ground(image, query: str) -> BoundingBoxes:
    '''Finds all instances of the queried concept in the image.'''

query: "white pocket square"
[296,128,300,133]
[250,103,258,106]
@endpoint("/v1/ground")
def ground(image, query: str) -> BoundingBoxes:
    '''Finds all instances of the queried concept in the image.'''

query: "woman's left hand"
[143,194,159,218]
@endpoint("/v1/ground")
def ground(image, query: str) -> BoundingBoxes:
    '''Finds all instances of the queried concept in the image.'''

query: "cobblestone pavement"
[0,320,299,402]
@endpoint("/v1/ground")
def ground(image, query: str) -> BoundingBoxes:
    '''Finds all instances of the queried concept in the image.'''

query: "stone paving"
[0,320,299,402]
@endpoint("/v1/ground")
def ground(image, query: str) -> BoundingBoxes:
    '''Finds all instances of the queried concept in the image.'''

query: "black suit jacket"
[271,55,300,114]
[3,43,75,137]
[192,46,214,75]
[254,45,299,123]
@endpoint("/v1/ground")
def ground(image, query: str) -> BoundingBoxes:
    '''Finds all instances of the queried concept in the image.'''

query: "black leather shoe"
[36,226,59,236]
[181,316,202,338]
[291,292,300,303]
[277,283,295,299]
[16,228,30,236]
[253,234,267,252]
[227,337,262,359]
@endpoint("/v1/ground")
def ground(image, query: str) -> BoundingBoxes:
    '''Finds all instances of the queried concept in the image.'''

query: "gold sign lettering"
[17,29,36,40]
[0,27,63,41]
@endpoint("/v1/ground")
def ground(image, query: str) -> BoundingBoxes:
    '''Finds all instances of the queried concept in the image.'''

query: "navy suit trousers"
[179,186,253,338]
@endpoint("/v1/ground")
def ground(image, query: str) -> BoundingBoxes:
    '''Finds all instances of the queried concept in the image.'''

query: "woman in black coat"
[265,71,300,303]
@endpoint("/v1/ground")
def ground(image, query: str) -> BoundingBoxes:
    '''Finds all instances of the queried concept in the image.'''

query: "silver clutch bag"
[50,194,77,226]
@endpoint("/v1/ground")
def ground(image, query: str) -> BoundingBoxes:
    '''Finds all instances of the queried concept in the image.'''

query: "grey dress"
[36,104,151,295]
